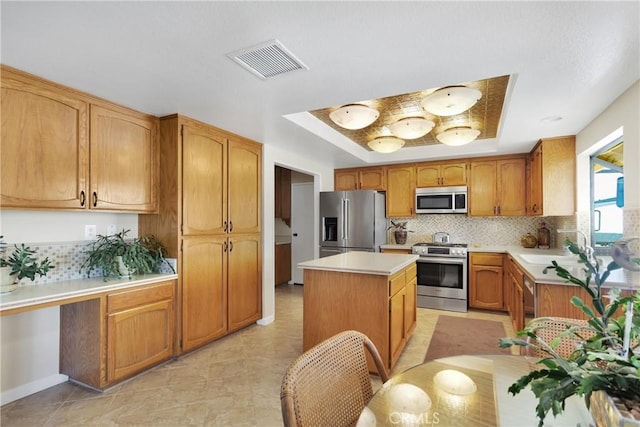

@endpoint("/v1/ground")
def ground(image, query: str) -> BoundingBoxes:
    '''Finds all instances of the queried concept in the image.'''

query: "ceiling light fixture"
[388,117,435,140]
[421,86,482,116]
[329,104,379,130]
[436,126,481,146]
[368,136,405,153]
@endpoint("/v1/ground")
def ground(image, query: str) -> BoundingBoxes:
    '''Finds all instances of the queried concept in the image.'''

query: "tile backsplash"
[388,215,574,248]
[3,241,176,286]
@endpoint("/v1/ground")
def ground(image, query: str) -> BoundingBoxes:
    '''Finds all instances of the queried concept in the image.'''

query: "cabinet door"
[527,145,543,215]
[90,105,158,212]
[469,161,497,216]
[182,237,227,352]
[275,166,291,222]
[441,162,467,186]
[228,138,262,234]
[386,166,415,217]
[469,264,504,309]
[415,165,441,187]
[389,287,406,368]
[511,275,524,332]
[334,170,359,191]
[497,158,526,216]
[227,234,262,332]
[405,270,417,336]
[107,298,174,383]
[359,168,386,190]
[1,69,89,209]
[182,124,228,235]
[275,243,292,285]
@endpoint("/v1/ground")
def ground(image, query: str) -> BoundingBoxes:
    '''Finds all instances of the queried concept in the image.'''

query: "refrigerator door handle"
[340,198,346,240]
[344,198,349,240]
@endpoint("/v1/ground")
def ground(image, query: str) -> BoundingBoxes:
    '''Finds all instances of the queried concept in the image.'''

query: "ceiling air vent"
[227,39,309,80]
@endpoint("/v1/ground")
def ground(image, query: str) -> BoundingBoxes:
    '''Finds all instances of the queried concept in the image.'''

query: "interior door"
[292,183,315,284]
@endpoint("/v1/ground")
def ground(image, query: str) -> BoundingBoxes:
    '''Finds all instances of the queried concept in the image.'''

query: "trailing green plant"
[2,242,55,281]
[80,229,173,281]
[387,220,410,231]
[499,239,640,426]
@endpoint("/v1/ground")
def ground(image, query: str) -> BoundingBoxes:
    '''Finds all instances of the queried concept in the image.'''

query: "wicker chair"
[526,316,592,358]
[280,330,389,427]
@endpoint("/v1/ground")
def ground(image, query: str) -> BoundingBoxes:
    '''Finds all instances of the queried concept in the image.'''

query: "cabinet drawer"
[470,253,503,266]
[107,281,174,313]
[404,263,417,284]
[389,270,405,296]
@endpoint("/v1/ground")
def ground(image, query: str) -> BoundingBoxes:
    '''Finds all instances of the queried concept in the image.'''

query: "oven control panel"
[412,244,467,258]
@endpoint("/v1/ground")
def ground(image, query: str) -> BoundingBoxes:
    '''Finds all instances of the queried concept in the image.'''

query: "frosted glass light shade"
[368,136,405,153]
[434,370,477,395]
[388,117,435,139]
[329,104,379,130]
[421,86,482,116]
[436,127,480,146]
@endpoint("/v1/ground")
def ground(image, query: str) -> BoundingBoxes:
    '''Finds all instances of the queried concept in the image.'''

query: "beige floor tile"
[1,283,515,426]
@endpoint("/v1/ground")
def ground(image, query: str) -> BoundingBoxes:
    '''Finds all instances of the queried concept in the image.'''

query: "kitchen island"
[298,252,418,373]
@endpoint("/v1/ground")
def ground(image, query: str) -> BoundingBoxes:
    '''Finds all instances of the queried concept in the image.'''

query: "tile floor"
[1,284,517,426]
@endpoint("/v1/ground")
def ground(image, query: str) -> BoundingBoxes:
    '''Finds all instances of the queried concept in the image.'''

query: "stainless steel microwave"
[415,186,468,214]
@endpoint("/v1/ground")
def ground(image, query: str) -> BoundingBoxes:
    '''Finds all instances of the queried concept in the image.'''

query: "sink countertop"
[298,251,418,276]
[470,245,639,288]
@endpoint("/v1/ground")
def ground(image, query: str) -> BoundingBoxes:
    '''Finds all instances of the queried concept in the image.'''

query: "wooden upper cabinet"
[469,157,526,216]
[90,105,158,212]
[386,166,415,218]
[1,65,158,212]
[181,124,228,236]
[416,161,467,187]
[335,167,385,191]
[228,137,262,234]
[1,66,89,209]
[527,136,576,216]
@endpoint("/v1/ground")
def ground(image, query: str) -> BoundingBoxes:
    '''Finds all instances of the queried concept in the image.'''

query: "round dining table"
[359,354,594,427]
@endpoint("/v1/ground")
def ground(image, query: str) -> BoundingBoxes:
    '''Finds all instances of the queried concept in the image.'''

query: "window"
[590,138,623,253]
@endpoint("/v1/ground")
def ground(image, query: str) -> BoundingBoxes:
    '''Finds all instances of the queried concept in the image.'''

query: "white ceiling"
[2,1,638,169]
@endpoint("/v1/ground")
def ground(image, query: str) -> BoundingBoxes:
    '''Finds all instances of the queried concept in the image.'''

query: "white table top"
[298,252,419,276]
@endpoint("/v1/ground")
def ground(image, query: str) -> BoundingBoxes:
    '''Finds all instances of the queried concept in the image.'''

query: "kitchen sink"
[518,254,581,265]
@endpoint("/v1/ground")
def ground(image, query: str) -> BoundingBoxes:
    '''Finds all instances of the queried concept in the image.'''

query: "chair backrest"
[526,316,592,359]
[280,330,389,427]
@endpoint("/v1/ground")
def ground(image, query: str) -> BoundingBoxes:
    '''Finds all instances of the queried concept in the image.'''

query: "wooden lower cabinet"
[60,280,175,389]
[227,234,262,332]
[275,243,292,285]
[469,253,504,310]
[303,262,417,373]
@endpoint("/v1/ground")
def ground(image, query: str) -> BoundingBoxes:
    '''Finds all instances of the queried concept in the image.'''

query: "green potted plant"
[0,236,55,292]
[387,221,413,245]
[499,239,640,427]
[80,229,173,281]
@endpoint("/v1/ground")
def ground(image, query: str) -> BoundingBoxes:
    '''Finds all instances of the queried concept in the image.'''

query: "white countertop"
[298,252,419,276]
[0,273,178,314]
[471,246,639,288]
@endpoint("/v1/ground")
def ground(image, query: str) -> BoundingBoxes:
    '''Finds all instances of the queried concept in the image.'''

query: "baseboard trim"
[1,373,69,405]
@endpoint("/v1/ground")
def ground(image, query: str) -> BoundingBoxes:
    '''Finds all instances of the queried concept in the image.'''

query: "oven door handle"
[416,256,465,265]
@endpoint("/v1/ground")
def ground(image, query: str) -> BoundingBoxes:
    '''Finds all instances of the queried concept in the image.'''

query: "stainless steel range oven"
[412,242,468,312]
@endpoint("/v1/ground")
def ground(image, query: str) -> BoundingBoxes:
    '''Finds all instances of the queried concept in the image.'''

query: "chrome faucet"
[557,229,595,263]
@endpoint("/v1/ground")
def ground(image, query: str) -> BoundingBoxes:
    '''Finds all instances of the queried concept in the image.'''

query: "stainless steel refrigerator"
[319,190,387,258]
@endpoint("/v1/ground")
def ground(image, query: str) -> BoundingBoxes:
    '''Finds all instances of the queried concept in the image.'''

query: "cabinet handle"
[223,241,227,252]
[80,190,85,207]
[92,191,98,207]
[229,241,234,252]
[229,221,233,232]
[223,221,227,232]
[532,204,538,213]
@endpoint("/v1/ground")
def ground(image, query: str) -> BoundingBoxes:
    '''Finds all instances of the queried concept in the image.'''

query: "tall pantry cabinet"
[139,114,262,354]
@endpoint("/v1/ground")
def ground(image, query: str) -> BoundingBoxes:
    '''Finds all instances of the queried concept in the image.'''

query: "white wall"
[576,81,639,208]
[258,144,334,325]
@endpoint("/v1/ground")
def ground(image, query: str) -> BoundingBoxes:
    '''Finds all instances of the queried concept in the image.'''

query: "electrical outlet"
[85,225,97,240]
[107,224,117,235]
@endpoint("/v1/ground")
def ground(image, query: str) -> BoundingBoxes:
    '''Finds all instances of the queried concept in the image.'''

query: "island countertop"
[298,251,418,276]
